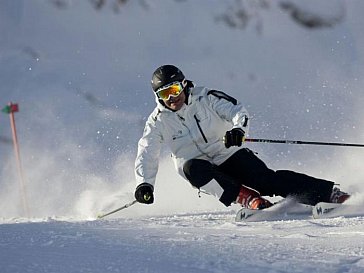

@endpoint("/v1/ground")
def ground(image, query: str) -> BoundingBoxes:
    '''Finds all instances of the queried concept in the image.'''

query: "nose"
[169,96,177,102]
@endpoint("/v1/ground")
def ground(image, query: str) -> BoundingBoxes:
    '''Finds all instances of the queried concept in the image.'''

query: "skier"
[134,64,350,210]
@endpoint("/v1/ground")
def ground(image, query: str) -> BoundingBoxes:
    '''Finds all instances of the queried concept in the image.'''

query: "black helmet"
[151,65,185,92]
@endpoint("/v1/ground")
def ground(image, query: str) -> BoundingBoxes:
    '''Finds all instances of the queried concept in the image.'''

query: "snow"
[1,0,364,272]
[1,214,364,273]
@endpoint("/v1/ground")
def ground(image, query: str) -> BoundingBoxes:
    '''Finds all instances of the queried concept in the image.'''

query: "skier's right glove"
[134,183,154,204]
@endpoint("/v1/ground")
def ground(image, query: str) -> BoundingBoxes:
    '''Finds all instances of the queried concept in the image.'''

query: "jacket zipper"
[176,114,212,159]
[194,115,208,143]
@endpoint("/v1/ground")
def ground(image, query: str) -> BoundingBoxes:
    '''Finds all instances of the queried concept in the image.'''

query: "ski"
[312,202,363,219]
[235,198,312,222]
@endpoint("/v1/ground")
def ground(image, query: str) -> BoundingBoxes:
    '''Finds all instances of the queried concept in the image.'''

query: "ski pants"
[183,148,334,206]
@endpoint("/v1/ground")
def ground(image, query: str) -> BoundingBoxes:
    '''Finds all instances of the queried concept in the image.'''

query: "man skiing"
[134,64,350,210]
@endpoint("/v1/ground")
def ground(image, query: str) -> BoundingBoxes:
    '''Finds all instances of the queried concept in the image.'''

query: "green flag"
[2,105,11,114]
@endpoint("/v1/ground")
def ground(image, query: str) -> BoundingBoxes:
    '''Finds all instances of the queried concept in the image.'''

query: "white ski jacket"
[135,86,250,188]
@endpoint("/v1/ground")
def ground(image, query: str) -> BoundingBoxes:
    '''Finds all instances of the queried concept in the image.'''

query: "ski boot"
[236,185,273,210]
[330,187,350,203]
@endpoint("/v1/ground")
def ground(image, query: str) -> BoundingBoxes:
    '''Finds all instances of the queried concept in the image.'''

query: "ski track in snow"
[1,213,364,273]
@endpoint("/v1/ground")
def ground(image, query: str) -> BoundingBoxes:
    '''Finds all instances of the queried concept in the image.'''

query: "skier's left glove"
[224,128,245,148]
[134,183,154,204]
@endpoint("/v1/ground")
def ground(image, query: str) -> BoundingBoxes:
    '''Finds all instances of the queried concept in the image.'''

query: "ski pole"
[97,199,138,219]
[2,102,30,217]
[245,138,364,148]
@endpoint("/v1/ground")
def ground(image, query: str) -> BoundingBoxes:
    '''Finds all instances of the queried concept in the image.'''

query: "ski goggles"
[155,80,187,100]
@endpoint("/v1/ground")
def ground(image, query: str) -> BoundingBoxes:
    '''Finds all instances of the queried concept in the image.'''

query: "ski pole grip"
[143,193,151,202]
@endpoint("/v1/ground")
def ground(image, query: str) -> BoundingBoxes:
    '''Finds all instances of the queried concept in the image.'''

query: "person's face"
[163,90,186,111]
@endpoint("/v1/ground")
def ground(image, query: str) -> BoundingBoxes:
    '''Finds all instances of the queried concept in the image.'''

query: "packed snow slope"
[1,0,364,217]
[1,0,364,272]
[0,213,364,273]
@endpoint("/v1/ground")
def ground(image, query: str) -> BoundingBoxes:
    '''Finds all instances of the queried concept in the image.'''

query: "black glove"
[134,183,154,204]
[224,128,245,148]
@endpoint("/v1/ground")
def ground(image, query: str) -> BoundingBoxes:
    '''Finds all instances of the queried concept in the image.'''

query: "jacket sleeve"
[135,112,163,188]
[207,90,250,134]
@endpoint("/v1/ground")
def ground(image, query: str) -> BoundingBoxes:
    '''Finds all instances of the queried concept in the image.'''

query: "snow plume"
[0,148,137,220]
[0,94,139,219]
[0,134,109,219]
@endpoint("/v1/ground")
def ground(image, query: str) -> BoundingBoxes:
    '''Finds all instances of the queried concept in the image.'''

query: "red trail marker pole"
[2,102,30,217]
